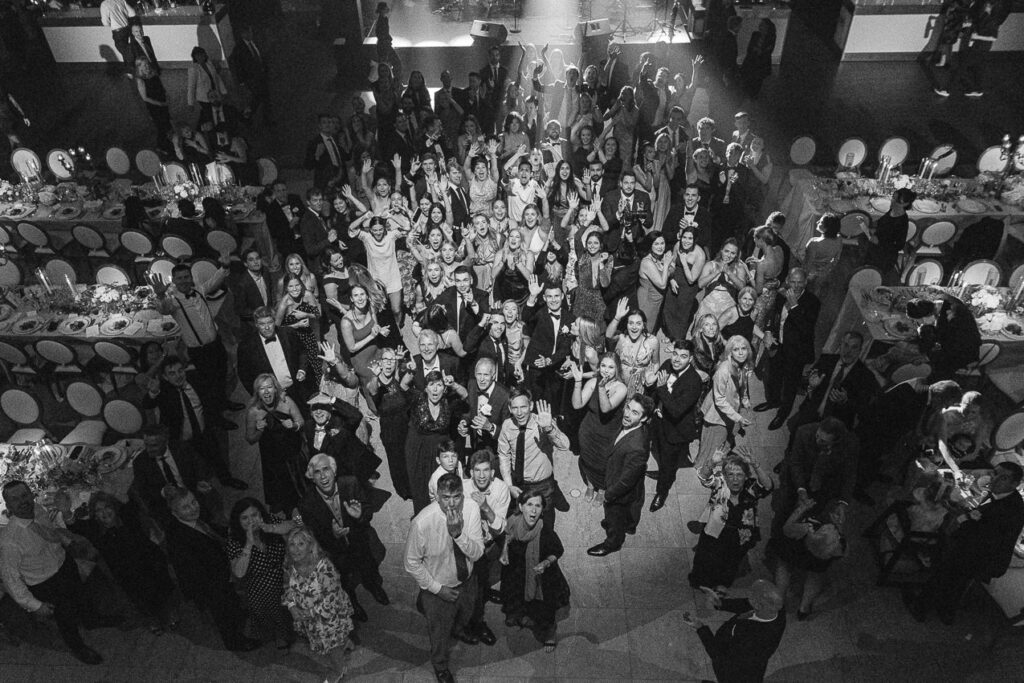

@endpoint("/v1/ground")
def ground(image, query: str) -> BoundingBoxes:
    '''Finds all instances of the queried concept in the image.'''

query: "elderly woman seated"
[689,444,775,592]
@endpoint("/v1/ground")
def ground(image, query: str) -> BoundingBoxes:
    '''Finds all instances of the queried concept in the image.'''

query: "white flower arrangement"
[970,285,1002,312]
[0,180,16,202]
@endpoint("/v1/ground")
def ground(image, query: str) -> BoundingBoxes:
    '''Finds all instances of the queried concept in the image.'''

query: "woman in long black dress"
[275,274,323,387]
[244,373,305,514]
[74,493,177,633]
[404,370,467,513]
[570,351,628,505]
[367,346,414,500]
[226,498,296,648]
[662,227,706,340]
[322,247,353,333]
[500,490,571,650]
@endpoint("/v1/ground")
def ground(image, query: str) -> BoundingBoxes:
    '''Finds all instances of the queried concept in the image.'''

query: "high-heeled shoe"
[796,609,811,621]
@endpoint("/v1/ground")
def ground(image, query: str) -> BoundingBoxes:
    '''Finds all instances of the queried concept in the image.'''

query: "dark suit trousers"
[188,337,230,414]
[913,555,975,618]
[28,555,88,650]
[525,365,564,414]
[470,541,501,626]
[765,349,805,417]
[419,580,477,672]
[202,583,249,649]
[112,27,132,70]
[654,433,692,496]
[603,502,633,550]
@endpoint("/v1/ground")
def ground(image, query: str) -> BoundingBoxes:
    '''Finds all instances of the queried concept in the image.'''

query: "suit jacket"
[412,353,459,391]
[234,269,273,322]
[460,381,510,453]
[787,422,858,504]
[129,444,203,518]
[299,208,334,272]
[128,35,159,74]
[597,56,630,110]
[297,475,378,572]
[931,294,981,374]
[697,598,786,683]
[653,362,703,445]
[950,490,1024,580]
[479,62,508,106]
[302,417,381,486]
[689,135,728,165]
[601,189,653,253]
[796,354,878,428]
[237,326,308,399]
[447,185,472,230]
[604,426,649,506]
[305,134,347,191]
[582,175,617,204]
[140,379,209,443]
[435,286,489,340]
[229,38,268,93]
[465,326,516,385]
[767,290,820,365]
[662,203,713,249]
[164,517,233,602]
[260,194,302,254]
[522,301,574,367]
[381,129,417,170]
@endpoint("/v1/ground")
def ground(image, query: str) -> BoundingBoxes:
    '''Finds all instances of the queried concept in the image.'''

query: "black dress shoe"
[434,669,455,683]
[649,494,667,512]
[71,645,103,665]
[219,477,248,490]
[453,629,479,645]
[226,401,246,412]
[227,637,261,652]
[475,623,497,646]
[768,415,787,431]
[901,590,927,623]
[587,543,617,557]
[368,584,390,605]
[217,418,239,431]
[754,402,779,413]
[486,588,503,605]
[687,521,705,535]
[645,471,659,480]
[796,609,811,621]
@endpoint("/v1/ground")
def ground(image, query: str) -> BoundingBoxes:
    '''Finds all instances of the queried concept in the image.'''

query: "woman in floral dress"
[282,527,354,683]
[689,445,774,590]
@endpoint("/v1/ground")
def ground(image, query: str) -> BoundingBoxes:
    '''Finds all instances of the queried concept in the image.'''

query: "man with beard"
[602,170,653,254]
[647,340,703,511]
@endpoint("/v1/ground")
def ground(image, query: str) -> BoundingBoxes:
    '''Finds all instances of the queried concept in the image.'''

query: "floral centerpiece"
[1001,175,1024,207]
[44,283,156,316]
[968,284,1002,315]
[0,442,106,517]
[161,180,200,204]
[0,179,17,203]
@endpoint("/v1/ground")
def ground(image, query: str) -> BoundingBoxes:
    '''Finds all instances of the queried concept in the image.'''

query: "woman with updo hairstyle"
[804,212,843,298]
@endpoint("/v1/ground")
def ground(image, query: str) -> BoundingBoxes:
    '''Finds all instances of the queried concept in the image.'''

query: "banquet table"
[823,284,1024,372]
[779,172,1024,260]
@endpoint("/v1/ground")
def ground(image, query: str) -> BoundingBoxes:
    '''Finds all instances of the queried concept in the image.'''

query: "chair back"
[849,267,883,291]
[106,147,131,176]
[72,224,108,254]
[92,341,135,369]
[919,221,956,248]
[207,230,239,257]
[66,380,105,418]
[103,398,144,435]
[890,363,932,385]
[905,220,918,243]
[836,137,867,169]
[257,157,279,185]
[17,221,50,249]
[930,144,957,176]
[1009,264,1024,292]
[904,260,943,285]
[840,210,871,239]
[878,137,909,167]
[148,258,176,283]
[163,162,190,182]
[0,342,33,374]
[0,259,21,286]
[960,260,1002,287]
[135,149,162,177]
[994,410,1024,451]
[120,230,155,258]
[44,258,77,286]
[34,340,78,369]
[0,387,41,426]
[190,259,223,294]
[96,264,131,286]
[161,234,194,260]
[973,342,1001,369]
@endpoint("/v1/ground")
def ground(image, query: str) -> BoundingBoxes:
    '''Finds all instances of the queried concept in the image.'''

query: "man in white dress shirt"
[462,449,509,647]
[100,0,136,76]
[405,473,485,683]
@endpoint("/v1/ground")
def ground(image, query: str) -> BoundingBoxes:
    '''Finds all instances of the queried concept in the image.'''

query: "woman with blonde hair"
[692,238,750,332]
[244,373,304,514]
[282,527,354,682]
[275,253,318,301]
[695,335,753,471]
[493,227,532,307]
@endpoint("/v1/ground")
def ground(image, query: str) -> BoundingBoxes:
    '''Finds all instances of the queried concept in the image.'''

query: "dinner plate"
[91,446,127,474]
[229,205,254,221]
[102,205,125,220]
[873,286,894,306]
[883,318,917,339]
[0,304,13,323]
[956,197,987,214]
[100,315,132,335]
[1003,321,1024,340]
[837,137,867,168]
[11,317,43,335]
[4,204,35,219]
[147,318,181,336]
[53,205,83,220]
[57,316,91,335]
[912,198,940,213]
[869,197,891,213]
[977,145,1009,174]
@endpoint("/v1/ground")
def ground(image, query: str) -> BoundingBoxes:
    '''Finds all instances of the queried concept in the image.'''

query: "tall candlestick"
[65,274,75,295]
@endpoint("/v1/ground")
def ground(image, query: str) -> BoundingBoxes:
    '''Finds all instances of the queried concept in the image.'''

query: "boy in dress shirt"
[428,442,465,504]
[462,449,509,646]
[405,473,485,683]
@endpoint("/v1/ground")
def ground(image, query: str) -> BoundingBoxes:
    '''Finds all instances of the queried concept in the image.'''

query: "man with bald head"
[683,579,786,682]
[457,356,510,464]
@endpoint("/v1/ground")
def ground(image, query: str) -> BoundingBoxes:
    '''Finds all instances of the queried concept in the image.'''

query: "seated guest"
[906,295,982,381]
[163,199,204,246]
[906,462,1024,624]
[690,445,774,591]
[298,454,390,624]
[787,331,878,435]
[0,481,111,665]
[160,486,261,652]
[499,489,571,650]
[863,188,915,285]
[682,580,786,683]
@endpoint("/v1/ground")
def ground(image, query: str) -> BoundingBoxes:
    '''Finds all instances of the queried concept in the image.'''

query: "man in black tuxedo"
[259,181,303,258]
[163,488,260,652]
[299,187,338,276]
[128,24,159,74]
[787,331,878,435]
[684,579,787,683]
[229,25,272,127]
[305,114,346,191]
[382,111,417,172]
[584,159,616,206]
[597,41,630,111]
[656,105,691,171]
[303,393,381,489]
[711,142,753,244]
[237,306,309,406]
[522,279,575,408]
[454,71,487,131]
[435,266,489,343]
[129,423,227,524]
[906,294,982,381]
[465,311,517,386]
[908,462,1024,624]
[299,454,390,623]
[588,395,654,556]
[648,341,704,511]
[755,268,821,431]
[163,199,204,247]
[663,184,712,250]
[688,116,728,165]
[601,170,653,254]
[410,329,459,391]
[478,47,507,135]
[234,248,273,324]
[456,357,510,463]
[141,356,247,489]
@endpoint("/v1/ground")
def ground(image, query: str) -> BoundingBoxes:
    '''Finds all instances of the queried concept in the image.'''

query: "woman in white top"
[186,46,226,123]
[348,213,404,326]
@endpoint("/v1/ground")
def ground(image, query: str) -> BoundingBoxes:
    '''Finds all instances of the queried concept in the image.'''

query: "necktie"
[514,424,527,486]
[160,455,180,486]
[498,342,506,367]
[264,335,277,344]
[326,136,340,167]
[452,535,470,582]
[818,362,847,417]
[248,40,260,62]
[180,387,203,437]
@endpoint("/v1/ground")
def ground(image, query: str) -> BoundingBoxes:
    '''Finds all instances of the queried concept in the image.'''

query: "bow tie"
[550,312,561,319]
[314,426,326,433]
[263,335,277,345]
[184,290,199,299]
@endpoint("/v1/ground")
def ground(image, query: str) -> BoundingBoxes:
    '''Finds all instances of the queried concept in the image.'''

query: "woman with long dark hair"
[367,346,415,500]
[404,370,466,513]
[663,227,706,340]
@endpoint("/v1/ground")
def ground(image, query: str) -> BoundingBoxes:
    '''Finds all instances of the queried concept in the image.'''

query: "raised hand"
[527,274,543,298]
[317,341,338,366]
[615,297,629,320]
[147,272,170,297]
[362,157,373,175]
[487,139,499,155]
[445,505,464,538]
[536,399,553,430]
[569,361,584,383]
[341,184,354,199]
[391,153,401,170]
[409,156,422,175]
[567,190,580,211]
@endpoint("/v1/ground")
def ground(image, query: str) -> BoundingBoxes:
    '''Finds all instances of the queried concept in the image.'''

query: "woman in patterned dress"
[605,298,661,398]
[275,274,323,388]
[227,498,295,648]
[282,527,354,683]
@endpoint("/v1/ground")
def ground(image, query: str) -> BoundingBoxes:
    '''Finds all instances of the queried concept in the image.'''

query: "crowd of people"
[1,2,1023,683]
